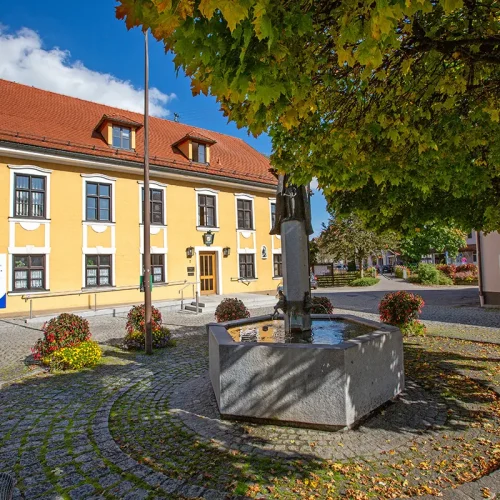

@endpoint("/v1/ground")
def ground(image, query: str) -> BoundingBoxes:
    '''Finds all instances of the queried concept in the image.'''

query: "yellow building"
[0,80,282,317]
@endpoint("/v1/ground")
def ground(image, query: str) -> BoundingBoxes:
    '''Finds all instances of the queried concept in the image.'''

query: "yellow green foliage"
[44,340,102,371]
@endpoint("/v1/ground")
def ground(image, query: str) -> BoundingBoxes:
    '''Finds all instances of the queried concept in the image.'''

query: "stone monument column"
[270,174,314,334]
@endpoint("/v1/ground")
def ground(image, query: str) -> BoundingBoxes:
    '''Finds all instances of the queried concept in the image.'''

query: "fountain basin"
[208,314,404,429]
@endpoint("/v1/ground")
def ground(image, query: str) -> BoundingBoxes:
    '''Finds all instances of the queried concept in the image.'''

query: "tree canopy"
[117,0,500,231]
[399,223,467,262]
[316,215,398,276]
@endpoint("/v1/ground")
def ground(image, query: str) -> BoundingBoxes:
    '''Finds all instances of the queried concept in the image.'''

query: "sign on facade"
[0,254,6,309]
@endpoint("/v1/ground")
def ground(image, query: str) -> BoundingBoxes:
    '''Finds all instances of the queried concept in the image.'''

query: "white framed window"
[138,181,167,226]
[112,126,131,149]
[234,193,255,231]
[9,165,52,220]
[196,188,219,231]
[81,174,116,224]
[239,253,256,280]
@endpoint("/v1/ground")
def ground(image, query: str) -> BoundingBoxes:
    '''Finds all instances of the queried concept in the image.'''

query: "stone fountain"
[208,175,404,429]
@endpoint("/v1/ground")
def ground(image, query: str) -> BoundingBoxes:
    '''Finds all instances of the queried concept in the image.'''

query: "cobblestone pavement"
[1,307,500,498]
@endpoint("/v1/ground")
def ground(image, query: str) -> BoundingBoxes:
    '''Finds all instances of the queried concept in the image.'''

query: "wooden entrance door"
[199,252,217,295]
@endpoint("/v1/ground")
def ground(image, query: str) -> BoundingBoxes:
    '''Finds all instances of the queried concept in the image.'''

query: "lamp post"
[143,30,153,355]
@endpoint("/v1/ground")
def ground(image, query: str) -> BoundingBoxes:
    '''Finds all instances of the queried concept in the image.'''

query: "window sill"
[237,228,255,232]
[9,217,50,222]
[139,223,167,228]
[273,277,282,280]
[197,226,220,232]
[239,278,258,282]
[81,286,115,291]
[83,221,115,225]
[9,289,50,296]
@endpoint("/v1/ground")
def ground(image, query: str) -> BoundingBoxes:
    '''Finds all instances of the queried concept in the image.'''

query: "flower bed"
[124,304,175,349]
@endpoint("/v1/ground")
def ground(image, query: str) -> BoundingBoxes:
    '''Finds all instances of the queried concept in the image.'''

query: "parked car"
[381,265,393,273]
[275,273,318,294]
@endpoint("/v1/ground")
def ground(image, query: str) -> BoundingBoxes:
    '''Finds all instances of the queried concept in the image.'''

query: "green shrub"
[407,277,421,284]
[416,263,440,284]
[215,298,250,322]
[400,320,427,336]
[395,265,411,279]
[438,273,454,285]
[365,267,377,278]
[310,296,333,314]
[379,291,425,329]
[32,313,91,361]
[415,264,453,285]
[124,326,174,350]
[350,277,380,287]
[44,340,101,371]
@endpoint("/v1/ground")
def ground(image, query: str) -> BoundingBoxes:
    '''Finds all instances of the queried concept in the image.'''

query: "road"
[314,275,500,328]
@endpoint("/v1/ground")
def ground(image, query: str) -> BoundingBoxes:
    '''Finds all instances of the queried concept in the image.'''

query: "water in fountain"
[228,319,374,345]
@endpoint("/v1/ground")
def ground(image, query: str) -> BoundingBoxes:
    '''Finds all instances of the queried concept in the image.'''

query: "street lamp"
[223,247,231,257]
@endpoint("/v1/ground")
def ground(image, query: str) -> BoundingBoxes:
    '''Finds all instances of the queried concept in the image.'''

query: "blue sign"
[0,254,6,309]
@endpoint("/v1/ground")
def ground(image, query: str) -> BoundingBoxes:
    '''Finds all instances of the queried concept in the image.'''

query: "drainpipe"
[476,230,485,307]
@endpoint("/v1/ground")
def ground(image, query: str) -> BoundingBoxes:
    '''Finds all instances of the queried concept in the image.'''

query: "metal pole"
[94,293,97,312]
[196,291,199,314]
[29,299,32,320]
[143,30,153,355]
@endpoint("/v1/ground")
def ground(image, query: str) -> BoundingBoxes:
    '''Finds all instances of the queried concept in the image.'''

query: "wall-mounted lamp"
[223,247,231,257]
[186,246,194,258]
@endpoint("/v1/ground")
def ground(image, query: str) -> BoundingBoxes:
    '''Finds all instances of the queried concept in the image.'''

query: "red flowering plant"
[310,296,334,314]
[124,304,173,350]
[456,263,478,275]
[215,298,250,323]
[379,291,426,336]
[436,264,457,279]
[32,313,91,361]
[125,304,162,334]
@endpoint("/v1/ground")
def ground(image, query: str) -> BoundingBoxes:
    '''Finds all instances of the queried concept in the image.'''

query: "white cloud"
[310,178,319,190]
[0,27,175,117]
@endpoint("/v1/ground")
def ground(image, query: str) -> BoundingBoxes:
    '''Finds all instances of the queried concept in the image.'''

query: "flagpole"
[143,29,153,355]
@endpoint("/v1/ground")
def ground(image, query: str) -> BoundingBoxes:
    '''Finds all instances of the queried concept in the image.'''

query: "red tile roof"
[0,79,276,187]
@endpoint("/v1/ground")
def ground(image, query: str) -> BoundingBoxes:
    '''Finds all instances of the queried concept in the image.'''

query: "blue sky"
[0,0,327,234]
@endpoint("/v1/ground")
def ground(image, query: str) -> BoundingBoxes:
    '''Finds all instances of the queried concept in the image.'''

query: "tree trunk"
[359,256,364,278]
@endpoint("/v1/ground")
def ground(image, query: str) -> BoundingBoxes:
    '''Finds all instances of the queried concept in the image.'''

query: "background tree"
[309,238,320,266]
[399,224,467,263]
[117,0,500,232]
[317,215,398,277]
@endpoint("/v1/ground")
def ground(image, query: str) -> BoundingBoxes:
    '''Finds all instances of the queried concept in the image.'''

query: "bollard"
[94,293,97,312]
[195,291,199,314]
[29,299,33,320]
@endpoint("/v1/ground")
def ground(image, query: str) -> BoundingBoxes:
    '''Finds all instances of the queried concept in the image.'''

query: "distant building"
[477,232,500,307]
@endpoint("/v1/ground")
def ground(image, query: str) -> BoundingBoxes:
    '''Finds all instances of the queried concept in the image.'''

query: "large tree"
[117,0,500,231]
[399,223,467,263]
[317,215,398,276]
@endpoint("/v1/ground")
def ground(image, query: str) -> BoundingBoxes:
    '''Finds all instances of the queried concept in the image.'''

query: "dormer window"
[192,142,206,163]
[172,130,216,164]
[95,114,141,150]
[112,126,131,149]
